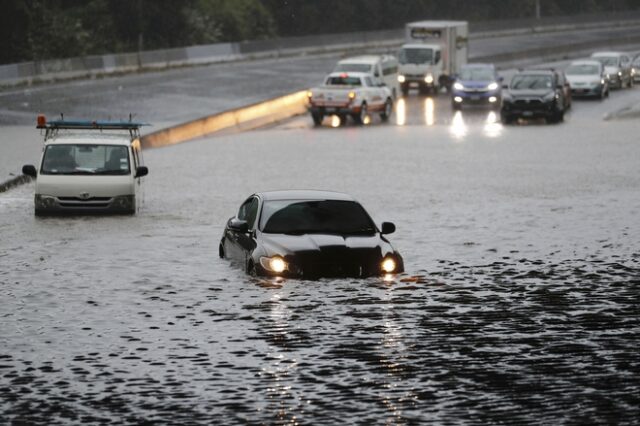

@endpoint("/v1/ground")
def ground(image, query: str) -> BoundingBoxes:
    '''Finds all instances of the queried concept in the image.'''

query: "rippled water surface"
[2,100,640,424]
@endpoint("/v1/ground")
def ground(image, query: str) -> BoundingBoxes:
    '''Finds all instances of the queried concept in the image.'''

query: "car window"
[334,63,372,73]
[510,75,553,90]
[594,56,618,66]
[260,200,376,235]
[326,75,362,86]
[566,64,600,75]
[365,77,374,87]
[238,197,259,229]
[41,144,130,175]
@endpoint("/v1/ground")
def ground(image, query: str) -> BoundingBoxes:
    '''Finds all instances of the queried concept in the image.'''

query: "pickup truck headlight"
[348,91,356,100]
[453,82,464,90]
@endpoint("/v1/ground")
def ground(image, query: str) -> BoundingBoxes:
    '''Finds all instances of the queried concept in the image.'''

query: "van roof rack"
[37,114,148,140]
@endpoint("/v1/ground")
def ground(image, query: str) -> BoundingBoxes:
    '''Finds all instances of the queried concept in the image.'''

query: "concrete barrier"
[140,90,309,149]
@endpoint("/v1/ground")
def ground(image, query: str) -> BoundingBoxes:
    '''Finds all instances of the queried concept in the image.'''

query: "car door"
[366,76,385,108]
[225,196,259,267]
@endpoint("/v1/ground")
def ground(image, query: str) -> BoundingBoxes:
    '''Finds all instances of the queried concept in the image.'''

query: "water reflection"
[449,111,467,139]
[424,98,435,126]
[396,98,406,126]
[483,111,503,138]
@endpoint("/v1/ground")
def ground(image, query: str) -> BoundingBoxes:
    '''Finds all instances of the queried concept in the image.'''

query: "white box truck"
[398,20,468,95]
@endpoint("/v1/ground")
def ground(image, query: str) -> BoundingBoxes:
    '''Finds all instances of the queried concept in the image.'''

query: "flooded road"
[2,85,640,423]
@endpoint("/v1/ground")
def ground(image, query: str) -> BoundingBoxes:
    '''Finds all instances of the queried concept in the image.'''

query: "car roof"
[515,69,556,76]
[462,63,495,69]
[591,51,624,57]
[401,43,440,49]
[569,60,602,66]
[44,132,135,146]
[257,190,356,202]
[327,71,370,78]
[338,55,384,64]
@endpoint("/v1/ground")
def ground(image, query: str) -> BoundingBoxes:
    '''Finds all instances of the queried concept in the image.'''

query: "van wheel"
[380,99,393,121]
[311,112,323,126]
[401,85,409,96]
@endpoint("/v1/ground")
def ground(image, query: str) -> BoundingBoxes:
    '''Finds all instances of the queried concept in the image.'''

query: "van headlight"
[260,256,287,273]
[424,74,434,84]
[398,75,406,83]
[381,257,397,273]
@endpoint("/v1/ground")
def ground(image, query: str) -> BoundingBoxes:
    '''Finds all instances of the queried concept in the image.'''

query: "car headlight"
[618,71,622,77]
[113,195,134,209]
[487,82,499,91]
[260,256,287,273]
[453,82,464,90]
[35,194,56,208]
[348,91,356,100]
[502,92,513,102]
[425,74,434,84]
[381,257,397,273]
[543,92,557,102]
[398,75,406,83]
[600,79,605,85]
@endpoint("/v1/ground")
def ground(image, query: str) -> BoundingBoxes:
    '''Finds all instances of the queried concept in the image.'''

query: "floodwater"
[1,90,640,424]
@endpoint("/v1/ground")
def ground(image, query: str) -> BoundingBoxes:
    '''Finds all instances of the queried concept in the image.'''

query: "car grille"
[57,196,112,208]
[513,98,548,110]
[294,247,381,278]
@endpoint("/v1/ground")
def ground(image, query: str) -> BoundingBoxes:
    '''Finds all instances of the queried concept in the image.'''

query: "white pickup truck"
[307,72,393,126]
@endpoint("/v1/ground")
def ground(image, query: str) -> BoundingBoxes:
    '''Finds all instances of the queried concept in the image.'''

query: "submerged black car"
[219,190,404,278]
[501,69,570,124]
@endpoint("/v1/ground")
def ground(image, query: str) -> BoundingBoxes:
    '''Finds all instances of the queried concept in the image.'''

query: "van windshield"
[40,144,130,175]
[399,48,433,65]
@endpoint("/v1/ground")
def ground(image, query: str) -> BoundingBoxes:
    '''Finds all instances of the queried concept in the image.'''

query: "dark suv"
[501,69,571,124]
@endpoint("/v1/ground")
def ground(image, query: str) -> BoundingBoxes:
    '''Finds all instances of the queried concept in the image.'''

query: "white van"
[333,55,400,99]
[22,116,149,215]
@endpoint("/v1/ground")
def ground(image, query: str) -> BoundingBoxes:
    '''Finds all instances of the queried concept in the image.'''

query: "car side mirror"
[381,222,396,235]
[22,165,37,178]
[135,166,149,178]
[229,218,249,233]
[557,84,564,89]
[502,83,509,89]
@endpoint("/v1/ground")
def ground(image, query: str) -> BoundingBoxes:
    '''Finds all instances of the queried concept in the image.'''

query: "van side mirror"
[498,76,504,82]
[381,222,396,235]
[22,165,37,178]
[229,218,249,233]
[135,166,149,178]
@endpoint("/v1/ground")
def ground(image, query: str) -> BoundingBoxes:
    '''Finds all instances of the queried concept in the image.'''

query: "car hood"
[604,65,620,75]
[36,175,133,197]
[566,75,601,85]
[507,89,553,98]
[457,79,495,89]
[260,233,388,256]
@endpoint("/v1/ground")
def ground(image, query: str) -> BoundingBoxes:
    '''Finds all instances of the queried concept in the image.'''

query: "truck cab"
[398,20,468,96]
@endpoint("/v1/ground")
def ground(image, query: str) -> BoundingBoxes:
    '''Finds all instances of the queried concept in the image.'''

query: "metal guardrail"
[2,12,640,87]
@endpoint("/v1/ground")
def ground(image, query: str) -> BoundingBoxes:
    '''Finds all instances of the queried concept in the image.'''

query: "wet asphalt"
[1,73,640,423]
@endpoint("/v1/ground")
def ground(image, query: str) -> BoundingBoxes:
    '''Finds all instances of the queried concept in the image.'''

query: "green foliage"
[1,0,639,64]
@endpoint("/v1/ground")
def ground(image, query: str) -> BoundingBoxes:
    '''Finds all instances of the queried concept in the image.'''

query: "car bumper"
[309,104,359,115]
[34,194,136,215]
[501,101,556,118]
[571,85,604,97]
[452,90,501,105]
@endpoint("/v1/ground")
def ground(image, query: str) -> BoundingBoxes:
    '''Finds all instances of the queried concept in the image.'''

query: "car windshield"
[510,75,553,90]
[566,64,600,75]
[260,200,377,235]
[593,56,618,66]
[633,56,640,66]
[40,144,130,175]
[459,68,494,81]
[399,48,433,65]
[334,63,372,73]
[326,76,362,86]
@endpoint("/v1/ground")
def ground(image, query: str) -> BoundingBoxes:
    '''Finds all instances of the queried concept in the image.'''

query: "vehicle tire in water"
[311,112,323,126]
[353,103,368,125]
[380,99,393,121]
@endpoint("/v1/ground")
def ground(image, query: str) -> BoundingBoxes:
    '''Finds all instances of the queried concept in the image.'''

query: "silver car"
[632,55,640,83]
[565,60,609,99]
[591,51,634,89]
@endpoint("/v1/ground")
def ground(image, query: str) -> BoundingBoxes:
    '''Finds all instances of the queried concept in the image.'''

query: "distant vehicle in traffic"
[219,190,404,279]
[334,55,400,99]
[451,63,502,109]
[307,72,393,126]
[398,20,468,95]
[22,116,149,215]
[564,60,609,99]
[500,69,570,124]
[590,51,634,89]
[632,54,640,83]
